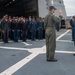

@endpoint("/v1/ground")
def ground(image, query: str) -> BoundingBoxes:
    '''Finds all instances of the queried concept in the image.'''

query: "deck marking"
[0,30,71,75]
[56,30,70,41]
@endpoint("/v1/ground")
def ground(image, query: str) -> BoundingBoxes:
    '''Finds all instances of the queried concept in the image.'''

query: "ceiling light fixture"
[13,0,15,1]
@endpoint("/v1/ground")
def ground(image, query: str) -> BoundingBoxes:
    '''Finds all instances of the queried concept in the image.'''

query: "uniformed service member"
[38,18,43,40]
[13,17,19,42]
[1,15,10,43]
[27,17,32,39]
[56,21,60,32]
[44,6,62,62]
[70,16,75,41]
[21,18,28,42]
[30,18,37,41]
[18,17,23,40]
[70,16,75,56]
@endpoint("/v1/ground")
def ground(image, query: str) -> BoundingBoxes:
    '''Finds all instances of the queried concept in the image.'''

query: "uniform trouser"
[56,25,60,31]
[72,28,75,40]
[19,30,22,40]
[3,30,9,43]
[72,28,75,45]
[14,29,18,42]
[31,30,36,40]
[22,30,27,41]
[45,31,56,60]
[43,30,45,39]
[27,29,31,39]
[36,30,38,39]
[0,30,2,39]
[10,30,14,40]
[38,28,43,39]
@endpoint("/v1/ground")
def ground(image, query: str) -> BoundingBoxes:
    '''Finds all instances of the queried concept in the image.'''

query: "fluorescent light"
[10,2,12,4]
[13,0,15,1]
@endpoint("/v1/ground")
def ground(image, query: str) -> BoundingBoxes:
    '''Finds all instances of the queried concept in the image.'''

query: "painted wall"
[38,0,48,18]
[53,0,67,19]
[38,0,67,19]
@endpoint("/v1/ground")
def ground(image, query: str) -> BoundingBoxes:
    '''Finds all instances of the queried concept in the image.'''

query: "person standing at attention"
[1,15,10,43]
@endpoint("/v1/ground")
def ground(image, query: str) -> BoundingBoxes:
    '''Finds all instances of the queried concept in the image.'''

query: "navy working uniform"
[70,17,75,42]
[36,19,39,39]
[42,21,45,39]
[38,21,44,39]
[13,20,19,42]
[27,20,32,39]
[18,20,23,40]
[10,20,14,40]
[22,21,28,42]
[70,16,75,56]
[1,19,10,43]
[56,21,60,32]
[30,20,37,41]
